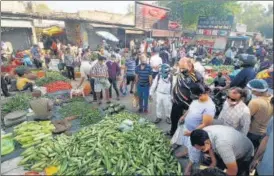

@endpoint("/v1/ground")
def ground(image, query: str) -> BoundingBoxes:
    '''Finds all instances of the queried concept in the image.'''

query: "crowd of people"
[1,37,273,176]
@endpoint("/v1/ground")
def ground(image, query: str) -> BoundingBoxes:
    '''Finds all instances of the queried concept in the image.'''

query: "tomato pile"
[44,81,72,93]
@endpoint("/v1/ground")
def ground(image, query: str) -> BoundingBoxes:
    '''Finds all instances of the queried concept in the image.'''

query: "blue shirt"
[230,67,256,88]
[135,64,152,87]
[184,99,216,131]
[257,117,273,175]
[125,58,136,76]
[23,56,33,66]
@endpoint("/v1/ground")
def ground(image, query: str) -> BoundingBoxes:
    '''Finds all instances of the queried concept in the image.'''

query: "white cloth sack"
[171,124,184,145]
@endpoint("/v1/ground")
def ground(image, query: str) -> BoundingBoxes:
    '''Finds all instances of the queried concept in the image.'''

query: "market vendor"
[1,73,10,97]
[16,72,34,92]
[23,54,33,67]
[29,90,53,120]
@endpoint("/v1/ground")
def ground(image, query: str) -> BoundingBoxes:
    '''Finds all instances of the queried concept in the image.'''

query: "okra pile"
[19,112,182,175]
[58,101,102,126]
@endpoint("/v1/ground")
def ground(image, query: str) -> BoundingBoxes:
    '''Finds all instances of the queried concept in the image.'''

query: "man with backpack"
[149,64,173,124]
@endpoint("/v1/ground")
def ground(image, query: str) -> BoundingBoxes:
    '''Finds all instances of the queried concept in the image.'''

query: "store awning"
[1,19,33,28]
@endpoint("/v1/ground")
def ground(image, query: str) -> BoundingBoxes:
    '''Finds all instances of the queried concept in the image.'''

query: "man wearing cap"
[149,64,173,124]
[247,79,273,150]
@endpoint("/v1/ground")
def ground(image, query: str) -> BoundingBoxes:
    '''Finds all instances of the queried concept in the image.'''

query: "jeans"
[137,84,149,111]
[108,78,119,98]
[89,78,103,101]
[170,102,189,135]
[22,82,33,92]
[66,66,75,80]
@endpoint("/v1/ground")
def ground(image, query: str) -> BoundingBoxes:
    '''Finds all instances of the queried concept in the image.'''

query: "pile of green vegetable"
[19,112,182,175]
[14,121,55,148]
[35,71,69,86]
[210,65,234,73]
[205,77,214,85]
[2,93,32,116]
[102,103,126,115]
[58,101,102,126]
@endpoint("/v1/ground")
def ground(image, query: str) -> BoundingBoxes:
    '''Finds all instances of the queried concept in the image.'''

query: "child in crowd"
[16,72,34,92]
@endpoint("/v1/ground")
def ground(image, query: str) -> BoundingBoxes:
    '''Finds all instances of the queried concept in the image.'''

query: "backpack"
[155,74,173,94]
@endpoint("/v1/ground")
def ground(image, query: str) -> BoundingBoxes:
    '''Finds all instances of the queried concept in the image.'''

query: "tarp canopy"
[95,31,119,42]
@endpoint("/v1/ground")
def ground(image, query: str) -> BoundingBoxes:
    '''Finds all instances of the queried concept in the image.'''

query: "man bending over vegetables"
[29,90,53,120]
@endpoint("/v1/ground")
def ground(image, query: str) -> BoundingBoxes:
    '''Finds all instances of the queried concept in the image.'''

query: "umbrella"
[96,31,119,42]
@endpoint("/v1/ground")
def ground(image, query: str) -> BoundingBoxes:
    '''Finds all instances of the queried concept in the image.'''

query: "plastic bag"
[171,124,185,145]
[118,119,134,132]
[132,96,139,108]
[119,77,128,96]
[1,133,15,156]
[138,118,148,125]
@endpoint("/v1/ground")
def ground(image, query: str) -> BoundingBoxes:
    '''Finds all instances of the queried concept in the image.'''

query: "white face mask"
[226,100,238,106]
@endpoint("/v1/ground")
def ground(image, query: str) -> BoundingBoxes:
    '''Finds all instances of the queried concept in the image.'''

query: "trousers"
[108,78,119,98]
[156,92,172,119]
[137,84,149,111]
[170,102,189,135]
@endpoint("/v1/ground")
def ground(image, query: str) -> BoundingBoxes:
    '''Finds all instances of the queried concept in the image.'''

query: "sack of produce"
[1,133,15,156]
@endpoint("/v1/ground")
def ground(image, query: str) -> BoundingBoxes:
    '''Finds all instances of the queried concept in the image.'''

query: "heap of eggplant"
[102,103,126,115]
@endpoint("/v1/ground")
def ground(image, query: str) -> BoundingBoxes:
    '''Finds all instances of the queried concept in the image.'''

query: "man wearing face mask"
[166,58,204,136]
[149,64,173,124]
[246,79,273,150]
[174,85,216,175]
[135,54,153,113]
[90,55,111,105]
[213,87,251,135]
[190,126,254,176]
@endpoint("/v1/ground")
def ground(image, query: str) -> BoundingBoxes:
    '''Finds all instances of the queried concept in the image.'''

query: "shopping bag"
[171,124,184,145]
[119,77,128,96]
[1,133,15,156]
[132,95,139,108]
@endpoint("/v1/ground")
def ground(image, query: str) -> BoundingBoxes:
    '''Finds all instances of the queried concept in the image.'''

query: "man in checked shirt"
[90,55,111,105]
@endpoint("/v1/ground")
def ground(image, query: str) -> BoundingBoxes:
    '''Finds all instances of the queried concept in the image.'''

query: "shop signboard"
[197,16,234,30]
[135,2,170,30]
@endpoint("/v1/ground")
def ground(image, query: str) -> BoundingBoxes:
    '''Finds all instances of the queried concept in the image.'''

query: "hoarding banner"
[135,2,169,30]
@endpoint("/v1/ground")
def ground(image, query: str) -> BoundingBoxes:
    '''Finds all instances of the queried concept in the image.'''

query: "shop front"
[1,18,36,51]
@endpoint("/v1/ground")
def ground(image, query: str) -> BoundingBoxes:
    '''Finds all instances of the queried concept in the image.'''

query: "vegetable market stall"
[18,112,182,175]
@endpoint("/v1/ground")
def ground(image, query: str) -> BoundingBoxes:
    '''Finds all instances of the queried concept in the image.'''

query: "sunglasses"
[227,96,238,102]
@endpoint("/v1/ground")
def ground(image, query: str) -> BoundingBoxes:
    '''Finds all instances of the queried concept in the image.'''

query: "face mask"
[226,100,238,106]
[190,94,199,100]
[181,69,188,75]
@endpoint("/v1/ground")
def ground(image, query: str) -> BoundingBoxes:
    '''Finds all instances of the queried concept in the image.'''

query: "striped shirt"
[125,58,136,76]
[173,71,204,106]
[204,125,254,164]
[90,62,108,78]
[135,64,152,87]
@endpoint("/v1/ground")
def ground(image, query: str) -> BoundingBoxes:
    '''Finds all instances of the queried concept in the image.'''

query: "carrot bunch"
[44,81,72,93]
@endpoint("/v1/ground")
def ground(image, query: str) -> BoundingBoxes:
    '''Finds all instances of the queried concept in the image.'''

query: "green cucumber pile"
[35,71,69,86]
[19,112,182,175]
[102,103,126,115]
[58,101,102,126]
